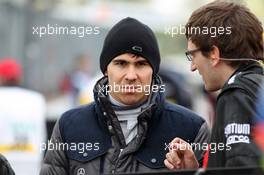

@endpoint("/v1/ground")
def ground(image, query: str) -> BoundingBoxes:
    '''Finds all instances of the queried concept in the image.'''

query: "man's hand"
[164,137,199,170]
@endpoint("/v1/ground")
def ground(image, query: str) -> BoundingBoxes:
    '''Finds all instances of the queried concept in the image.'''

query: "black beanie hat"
[100,17,161,74]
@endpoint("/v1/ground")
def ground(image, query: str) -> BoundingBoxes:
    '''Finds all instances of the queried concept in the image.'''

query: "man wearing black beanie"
[100,17,160,75]
[41,17,209,174]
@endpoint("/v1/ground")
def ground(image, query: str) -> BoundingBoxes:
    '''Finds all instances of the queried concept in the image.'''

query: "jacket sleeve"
[40,119,69,175]
[0,154,15,175]
[218,89,261,167]
[193,122,210,167]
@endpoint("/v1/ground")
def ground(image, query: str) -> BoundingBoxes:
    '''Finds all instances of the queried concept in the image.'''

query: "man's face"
[105,53,153,105]
[187,40,219,91]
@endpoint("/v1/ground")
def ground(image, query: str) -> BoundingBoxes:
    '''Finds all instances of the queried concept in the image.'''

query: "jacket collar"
[223,62,263,89]
[93,75,165,146]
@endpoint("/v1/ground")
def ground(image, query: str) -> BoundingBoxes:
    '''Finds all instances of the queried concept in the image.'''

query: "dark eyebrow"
[112,59,128,63]
[112,58,149,64]
[136,60,149,64]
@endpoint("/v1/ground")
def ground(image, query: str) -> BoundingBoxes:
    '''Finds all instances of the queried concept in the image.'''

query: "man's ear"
[209,45,221,67]
[104,70,108,76]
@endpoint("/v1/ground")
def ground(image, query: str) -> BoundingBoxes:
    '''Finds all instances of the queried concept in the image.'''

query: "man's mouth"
[121,85,140,92]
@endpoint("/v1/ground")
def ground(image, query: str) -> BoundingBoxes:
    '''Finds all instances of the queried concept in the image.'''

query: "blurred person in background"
[165,1,264,169]
[59,54,92,107]
[0,58,46,175]
[40,17,209,175]
[158,68,193,109]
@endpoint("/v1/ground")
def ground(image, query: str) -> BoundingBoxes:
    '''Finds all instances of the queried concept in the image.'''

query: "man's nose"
[190,61,197,72]
[125,66,137,81]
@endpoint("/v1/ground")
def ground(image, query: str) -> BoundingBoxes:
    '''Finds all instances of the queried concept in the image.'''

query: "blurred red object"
[253,123,264,152]
[0,58,22,81]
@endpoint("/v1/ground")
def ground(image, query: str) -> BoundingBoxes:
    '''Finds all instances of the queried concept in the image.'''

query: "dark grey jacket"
[0,154,15,175]
[40,76,209,175]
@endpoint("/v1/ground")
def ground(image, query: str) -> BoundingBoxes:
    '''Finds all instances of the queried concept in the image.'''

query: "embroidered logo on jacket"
[224,123,250,145]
